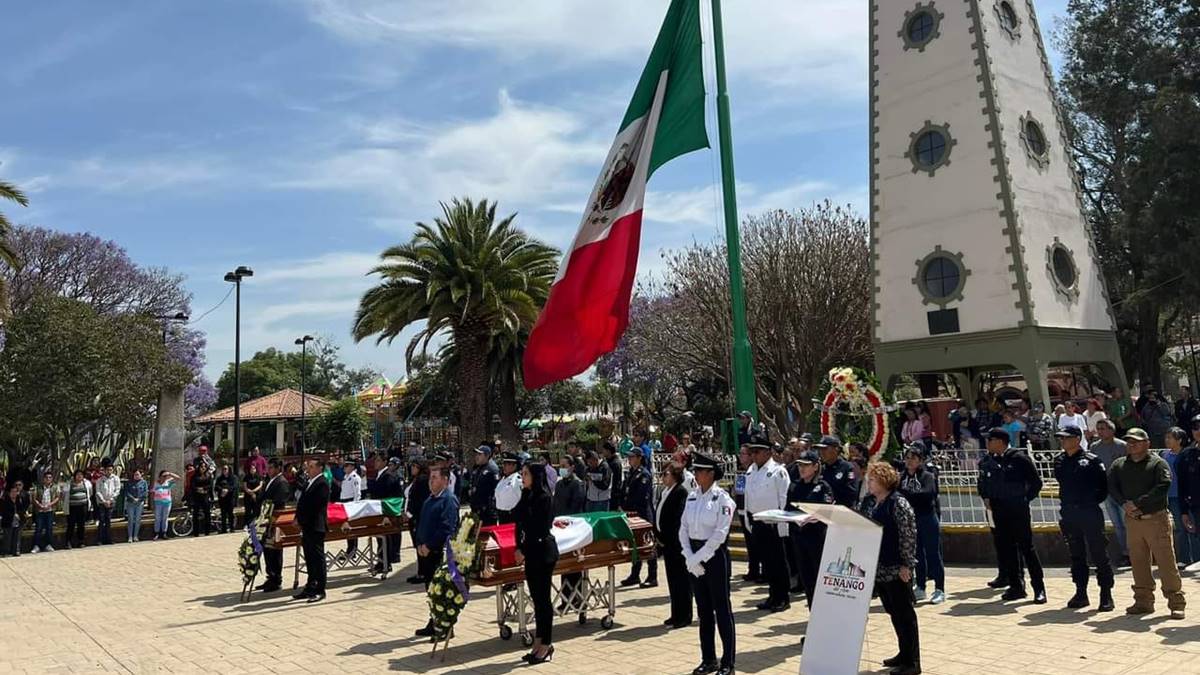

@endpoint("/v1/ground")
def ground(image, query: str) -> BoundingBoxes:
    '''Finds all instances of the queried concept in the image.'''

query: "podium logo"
[821,547,867,595]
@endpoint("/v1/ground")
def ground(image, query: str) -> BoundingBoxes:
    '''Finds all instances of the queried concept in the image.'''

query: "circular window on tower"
[913,247,969,307]
[1019,112,1051,168]
[1046,239,1080,302]
[900,3,944,52]
[906,121,957,176]
[995,0,1022,40]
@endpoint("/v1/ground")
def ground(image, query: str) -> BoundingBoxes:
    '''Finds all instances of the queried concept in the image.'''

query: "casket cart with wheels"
[472,513,655,646]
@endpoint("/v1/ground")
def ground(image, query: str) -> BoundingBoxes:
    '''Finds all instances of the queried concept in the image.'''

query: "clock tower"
[870,0,1125,403]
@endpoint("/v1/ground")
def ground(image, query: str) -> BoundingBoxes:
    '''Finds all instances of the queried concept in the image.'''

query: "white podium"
[753,504,882,675]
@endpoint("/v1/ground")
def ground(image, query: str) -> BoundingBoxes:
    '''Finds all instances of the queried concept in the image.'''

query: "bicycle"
[170,508,223,538]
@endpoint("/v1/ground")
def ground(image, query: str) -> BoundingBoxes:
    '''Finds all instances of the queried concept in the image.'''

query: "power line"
[189,285,234,325]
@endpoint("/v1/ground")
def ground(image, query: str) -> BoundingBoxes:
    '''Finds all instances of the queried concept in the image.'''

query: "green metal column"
[711,0,757,419]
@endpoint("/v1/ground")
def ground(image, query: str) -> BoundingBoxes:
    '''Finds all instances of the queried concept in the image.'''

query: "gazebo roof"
[193,388,332,424]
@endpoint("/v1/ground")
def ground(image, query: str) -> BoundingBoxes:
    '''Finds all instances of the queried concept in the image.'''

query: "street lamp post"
[224,266,254,473]
[155,311,190,345]
[294,335,314,452]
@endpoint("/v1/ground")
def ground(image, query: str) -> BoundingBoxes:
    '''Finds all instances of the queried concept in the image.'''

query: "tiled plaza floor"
[1,534,1197,674]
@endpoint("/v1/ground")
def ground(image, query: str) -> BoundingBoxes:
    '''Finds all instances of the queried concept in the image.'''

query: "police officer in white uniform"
[743,431,792,612]
[494,452,523,524]
[680,451,737,675]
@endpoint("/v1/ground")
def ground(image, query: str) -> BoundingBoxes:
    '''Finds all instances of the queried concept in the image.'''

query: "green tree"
[214,337,380,407]
[308,396,371,454]
[352,198,558,447]
[0,181,27,315]
[1058,0,1200,389]
[0,295,189,470]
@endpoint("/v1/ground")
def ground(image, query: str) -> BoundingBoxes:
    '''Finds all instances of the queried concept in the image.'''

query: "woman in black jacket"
[404,460,430,584]
[1,481,30,556]
[655,463,692,628]
[515,459,558,665]
[867,462,922,675]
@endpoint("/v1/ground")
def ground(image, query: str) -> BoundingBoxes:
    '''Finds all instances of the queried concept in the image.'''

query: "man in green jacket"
[1107,428,1185,619]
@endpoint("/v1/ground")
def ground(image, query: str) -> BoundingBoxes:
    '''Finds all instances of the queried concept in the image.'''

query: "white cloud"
[298,1,867,100]
[255,251,381,284]
[275,90,608,213]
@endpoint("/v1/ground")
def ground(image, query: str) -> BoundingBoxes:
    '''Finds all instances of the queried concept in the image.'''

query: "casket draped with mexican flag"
[473,511,654,586]
[267,498,406,548]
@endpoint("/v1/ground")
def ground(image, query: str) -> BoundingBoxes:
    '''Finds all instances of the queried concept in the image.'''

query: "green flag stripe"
[618,0,709,177]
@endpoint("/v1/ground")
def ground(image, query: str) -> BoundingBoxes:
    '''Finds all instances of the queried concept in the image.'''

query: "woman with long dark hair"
[867,462,922,675]
[404,459,430,585]
[515,459,558,664]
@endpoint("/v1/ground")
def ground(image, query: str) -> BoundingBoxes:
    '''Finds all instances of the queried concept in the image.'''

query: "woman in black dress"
[866,462,922,675]
[514,459,558,664]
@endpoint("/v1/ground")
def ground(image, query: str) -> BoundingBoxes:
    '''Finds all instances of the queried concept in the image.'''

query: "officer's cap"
[500,451,520,463]
[746,430,772,452]
[795,450,819,465]
[1123,428,1150,442]
[387,457,402,466]
[1055,426,1083,438]
[692,451,720,471]
[903,445,925,458]
[813,435,842,449]
[473,445,492,456]
[988,428,1011,443]
[799,432,815,443]
[738,410,753,419]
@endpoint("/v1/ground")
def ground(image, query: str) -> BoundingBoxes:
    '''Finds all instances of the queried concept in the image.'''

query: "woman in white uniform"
[680,451,737,675]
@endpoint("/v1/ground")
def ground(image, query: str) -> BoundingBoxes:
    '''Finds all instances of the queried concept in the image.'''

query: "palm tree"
[0,180,27,316]
[352,198,559,447]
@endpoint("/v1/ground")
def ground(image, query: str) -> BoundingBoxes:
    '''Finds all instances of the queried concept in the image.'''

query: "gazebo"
[193,388,332,452]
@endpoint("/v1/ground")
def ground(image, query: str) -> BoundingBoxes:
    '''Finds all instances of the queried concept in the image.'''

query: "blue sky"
[0,0,1070,383]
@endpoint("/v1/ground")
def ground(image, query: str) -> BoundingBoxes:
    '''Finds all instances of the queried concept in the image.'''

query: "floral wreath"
[816,367,897,458]
[427,513,481,640]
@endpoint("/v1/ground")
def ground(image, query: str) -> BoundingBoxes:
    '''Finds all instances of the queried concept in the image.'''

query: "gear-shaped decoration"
[1019,112,1051,169]
[1046,238,1080,303]
[906,121,957,176]
[994,0,1023,41]
[913,246,970,307]
[899,2,944,52]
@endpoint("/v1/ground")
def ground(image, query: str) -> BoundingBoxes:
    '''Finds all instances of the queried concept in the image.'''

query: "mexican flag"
[326,498,405,527]
[523,0,708,389]
[551,511,637,557]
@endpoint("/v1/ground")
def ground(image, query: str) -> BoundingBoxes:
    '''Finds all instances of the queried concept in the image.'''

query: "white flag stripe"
[553,71,670,283]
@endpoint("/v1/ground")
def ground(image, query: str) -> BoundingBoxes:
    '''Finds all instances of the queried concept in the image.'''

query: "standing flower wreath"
[816,367,898,458]
[427,513,481,640]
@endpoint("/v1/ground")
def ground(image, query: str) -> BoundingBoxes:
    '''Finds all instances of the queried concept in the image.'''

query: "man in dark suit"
[257,459,293,592]
[656,462,693,628]
[294,458,329,603]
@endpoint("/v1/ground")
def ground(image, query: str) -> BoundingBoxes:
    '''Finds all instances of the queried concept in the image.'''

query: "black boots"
[1098,588,1115,612]
[1066,587,1090,609]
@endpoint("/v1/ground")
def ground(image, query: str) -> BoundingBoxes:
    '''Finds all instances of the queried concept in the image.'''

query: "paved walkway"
[0,535,1197,674]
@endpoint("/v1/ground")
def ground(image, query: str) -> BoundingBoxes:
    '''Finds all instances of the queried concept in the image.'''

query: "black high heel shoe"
[527,646,554,664]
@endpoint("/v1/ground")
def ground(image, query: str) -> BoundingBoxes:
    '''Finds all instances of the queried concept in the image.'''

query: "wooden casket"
[266,503,406,549]
[472,513,656,587]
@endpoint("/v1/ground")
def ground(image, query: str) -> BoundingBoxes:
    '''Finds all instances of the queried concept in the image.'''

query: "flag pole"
[710,0,757,419]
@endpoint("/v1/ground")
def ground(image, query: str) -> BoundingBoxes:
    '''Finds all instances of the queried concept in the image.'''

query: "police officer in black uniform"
[1178,414,1200,562]
[467,445,500,526]
[1053,426,1115,611]
[681,452,736,675]
[786,449,833,608]
[816,435,858,508]
[978,444,1019,588]
[620,447,658,587]
[978,428,1046,603]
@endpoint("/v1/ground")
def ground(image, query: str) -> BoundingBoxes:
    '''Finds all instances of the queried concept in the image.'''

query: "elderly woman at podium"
[866,462,921,675]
